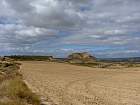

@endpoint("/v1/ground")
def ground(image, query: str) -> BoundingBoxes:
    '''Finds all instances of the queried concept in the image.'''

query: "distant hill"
[98,57,140,62]
[4,55,140,63]
[5,55,54,61]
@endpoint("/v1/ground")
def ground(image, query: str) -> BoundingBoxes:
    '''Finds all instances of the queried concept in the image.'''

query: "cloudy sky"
[0,0,140,58]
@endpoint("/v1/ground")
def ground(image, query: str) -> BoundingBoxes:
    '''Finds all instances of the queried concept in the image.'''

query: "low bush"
[0,62,41,105]
[0,78,40,105]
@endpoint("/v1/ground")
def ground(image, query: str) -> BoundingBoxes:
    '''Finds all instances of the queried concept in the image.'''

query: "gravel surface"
[20,61,140,105]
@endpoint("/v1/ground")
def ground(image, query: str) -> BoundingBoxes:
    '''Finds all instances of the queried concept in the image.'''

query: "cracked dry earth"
[20,61,140,105]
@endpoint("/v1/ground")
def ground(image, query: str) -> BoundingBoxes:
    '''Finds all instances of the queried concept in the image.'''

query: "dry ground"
[20,61,140,105]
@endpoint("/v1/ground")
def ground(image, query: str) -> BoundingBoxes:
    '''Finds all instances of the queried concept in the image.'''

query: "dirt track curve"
[20,61,140,105]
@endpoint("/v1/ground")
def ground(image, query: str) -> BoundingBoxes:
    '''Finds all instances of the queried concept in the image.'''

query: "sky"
[0,0,140,58]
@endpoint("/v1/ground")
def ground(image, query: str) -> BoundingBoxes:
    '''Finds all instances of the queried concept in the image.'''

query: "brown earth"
[20,61,140,105]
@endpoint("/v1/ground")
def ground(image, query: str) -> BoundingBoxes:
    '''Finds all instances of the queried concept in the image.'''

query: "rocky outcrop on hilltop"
[68,52,96,63]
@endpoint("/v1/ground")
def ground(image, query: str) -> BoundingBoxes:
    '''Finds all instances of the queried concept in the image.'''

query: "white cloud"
[0,0,140,57]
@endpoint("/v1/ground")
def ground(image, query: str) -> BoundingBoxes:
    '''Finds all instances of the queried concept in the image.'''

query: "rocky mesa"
[68,52,96,63]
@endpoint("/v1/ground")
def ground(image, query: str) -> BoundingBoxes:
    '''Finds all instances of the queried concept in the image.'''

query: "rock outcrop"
[68,52,96,63]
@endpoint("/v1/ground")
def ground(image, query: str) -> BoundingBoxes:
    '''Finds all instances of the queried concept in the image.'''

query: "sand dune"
[20,61,140,105]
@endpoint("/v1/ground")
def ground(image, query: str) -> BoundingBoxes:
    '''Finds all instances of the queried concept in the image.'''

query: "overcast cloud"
[0,0,140,57]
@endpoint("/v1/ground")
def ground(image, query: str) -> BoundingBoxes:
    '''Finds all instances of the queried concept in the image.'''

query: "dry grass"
[0,62,41,105]
[0,78,40,105]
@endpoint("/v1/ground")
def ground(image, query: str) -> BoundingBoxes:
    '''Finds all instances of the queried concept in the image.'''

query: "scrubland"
[0,62,40,105]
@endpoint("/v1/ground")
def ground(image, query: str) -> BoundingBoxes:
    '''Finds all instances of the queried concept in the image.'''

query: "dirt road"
[20,61,140,105]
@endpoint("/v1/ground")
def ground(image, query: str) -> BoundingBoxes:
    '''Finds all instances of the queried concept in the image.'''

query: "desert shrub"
[2,62,19,71]
[126,63,134,67]
[6,78,40,105]
[2,63,14,68]
[0,78,40,105]
[0,62,41,105]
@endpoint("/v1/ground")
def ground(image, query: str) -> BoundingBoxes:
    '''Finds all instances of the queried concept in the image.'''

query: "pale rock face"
[68,52,96,63]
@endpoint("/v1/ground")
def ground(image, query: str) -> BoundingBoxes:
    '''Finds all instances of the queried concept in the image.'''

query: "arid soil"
[20,61,140,105]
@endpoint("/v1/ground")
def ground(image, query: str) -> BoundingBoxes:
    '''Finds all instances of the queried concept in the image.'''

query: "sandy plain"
[20,61,140,105]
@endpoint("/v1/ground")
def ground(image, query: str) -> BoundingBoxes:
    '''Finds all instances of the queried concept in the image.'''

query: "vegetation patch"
[71,62,140,69]
[0,61,41,105]
[5,55,53,61]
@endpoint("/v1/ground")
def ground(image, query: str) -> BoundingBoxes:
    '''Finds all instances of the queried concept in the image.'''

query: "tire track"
[61,75,116,105]
[20,61,140,105]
